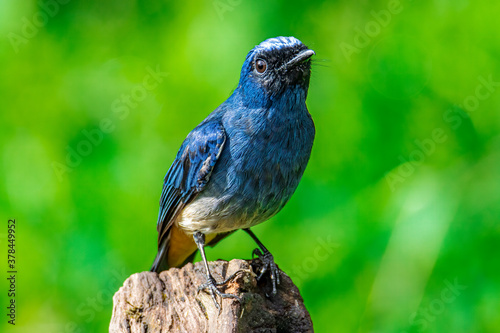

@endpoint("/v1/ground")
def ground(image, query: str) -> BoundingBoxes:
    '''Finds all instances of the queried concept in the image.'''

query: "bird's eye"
[255,59,267,74]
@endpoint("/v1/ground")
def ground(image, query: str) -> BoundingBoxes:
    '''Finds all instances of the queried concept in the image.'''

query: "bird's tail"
[150,224,198,272]
[150,237,170,273]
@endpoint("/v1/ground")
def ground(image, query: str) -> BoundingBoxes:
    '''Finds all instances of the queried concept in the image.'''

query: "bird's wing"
[156,121,226,244]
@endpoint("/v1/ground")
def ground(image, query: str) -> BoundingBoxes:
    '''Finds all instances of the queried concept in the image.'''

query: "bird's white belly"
[177,196,262,234]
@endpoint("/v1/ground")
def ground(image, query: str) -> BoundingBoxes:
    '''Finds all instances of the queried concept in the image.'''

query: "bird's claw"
[252,248,280,297]
[198,275,241,310]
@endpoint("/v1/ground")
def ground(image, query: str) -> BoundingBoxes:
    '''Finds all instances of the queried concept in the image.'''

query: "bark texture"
[109,259,313,333]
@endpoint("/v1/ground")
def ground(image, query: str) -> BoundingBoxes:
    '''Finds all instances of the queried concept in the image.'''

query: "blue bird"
[150,36,315,307]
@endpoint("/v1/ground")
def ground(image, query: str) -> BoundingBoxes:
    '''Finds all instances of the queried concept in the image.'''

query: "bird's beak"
[286,49,316,67]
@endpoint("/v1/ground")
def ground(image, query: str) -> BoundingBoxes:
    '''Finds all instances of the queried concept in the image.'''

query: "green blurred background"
[1,0,499,332]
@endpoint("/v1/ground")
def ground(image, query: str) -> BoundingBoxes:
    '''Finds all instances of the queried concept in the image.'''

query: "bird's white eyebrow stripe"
[257,36,302,51]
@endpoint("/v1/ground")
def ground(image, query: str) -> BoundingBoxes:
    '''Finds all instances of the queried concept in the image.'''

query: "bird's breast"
[178,106,314,235]
[221,108,314,220]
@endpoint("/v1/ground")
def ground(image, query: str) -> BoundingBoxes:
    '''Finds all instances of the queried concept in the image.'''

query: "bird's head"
[238,36,315,105]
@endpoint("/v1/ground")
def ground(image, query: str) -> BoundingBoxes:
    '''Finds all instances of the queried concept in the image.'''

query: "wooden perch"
[109,259,313,332]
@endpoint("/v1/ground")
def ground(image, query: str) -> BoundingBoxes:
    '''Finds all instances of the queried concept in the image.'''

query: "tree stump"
[109,259,313,332]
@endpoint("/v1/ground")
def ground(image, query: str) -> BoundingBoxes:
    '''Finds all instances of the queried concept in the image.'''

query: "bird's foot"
[198,274,241,310]
[252,248,280,297]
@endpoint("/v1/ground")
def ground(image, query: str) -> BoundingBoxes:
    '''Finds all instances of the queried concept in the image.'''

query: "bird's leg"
[244,228,280,297]
[194,231,240,309]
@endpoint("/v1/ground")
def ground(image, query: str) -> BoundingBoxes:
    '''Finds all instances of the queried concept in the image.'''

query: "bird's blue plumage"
[156,122,226,241]
[151,36,315,271]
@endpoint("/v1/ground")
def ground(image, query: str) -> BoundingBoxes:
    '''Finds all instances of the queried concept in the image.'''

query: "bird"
[150,36,316,308]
